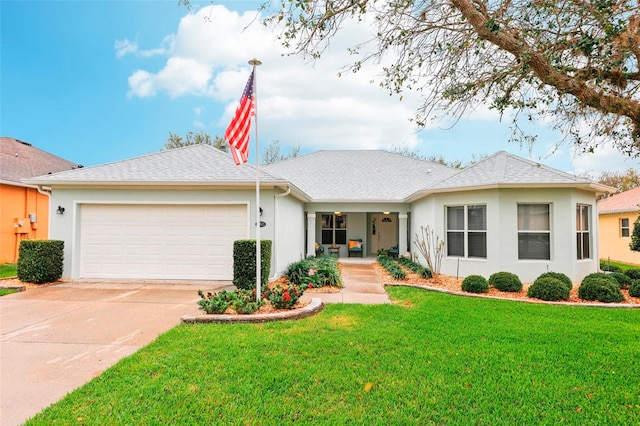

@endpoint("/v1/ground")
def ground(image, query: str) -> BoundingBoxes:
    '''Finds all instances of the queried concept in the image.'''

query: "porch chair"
[348,239,364,257]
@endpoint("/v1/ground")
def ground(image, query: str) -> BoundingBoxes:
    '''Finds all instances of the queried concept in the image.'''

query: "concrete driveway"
[0,280,233,426]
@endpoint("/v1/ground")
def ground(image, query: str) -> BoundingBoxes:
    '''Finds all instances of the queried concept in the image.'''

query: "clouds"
[128,57,212,98]
[118,3,425,153]
[116,2,638,173]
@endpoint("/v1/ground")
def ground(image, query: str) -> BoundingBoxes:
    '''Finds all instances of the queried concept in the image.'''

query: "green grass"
[0,288,18,297]
[600,259,638,272]
[0,263,17,278]
[27,287,640,425]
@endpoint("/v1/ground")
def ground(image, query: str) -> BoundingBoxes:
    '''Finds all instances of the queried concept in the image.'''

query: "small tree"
[413,225,444,276]
[261,140,301,165]
[163,131,228,152]
[630,213,640,252]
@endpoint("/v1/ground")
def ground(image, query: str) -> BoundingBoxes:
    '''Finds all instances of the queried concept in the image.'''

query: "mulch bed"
[373,263,640,306]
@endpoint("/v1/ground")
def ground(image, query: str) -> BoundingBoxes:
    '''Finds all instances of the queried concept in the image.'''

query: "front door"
[370,213,398,255]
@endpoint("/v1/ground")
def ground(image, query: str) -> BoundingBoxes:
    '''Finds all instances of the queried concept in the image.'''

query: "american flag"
[224,70,255,165]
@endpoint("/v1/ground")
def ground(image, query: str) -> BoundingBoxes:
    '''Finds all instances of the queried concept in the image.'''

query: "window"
[517,204,550,260]
[321,213,347,245]
[576,205,591,260]
[446,205,486,258]
[621,218,630,238]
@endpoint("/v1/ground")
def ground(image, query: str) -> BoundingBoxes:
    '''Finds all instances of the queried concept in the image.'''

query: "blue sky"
[1,0,637,176]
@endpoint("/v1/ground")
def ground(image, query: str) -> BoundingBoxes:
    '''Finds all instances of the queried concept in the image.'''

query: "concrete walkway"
[302,257,391,304]
[0,260,387,425]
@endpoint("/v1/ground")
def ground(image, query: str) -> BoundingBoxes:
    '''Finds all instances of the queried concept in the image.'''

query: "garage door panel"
[80,204,247,280]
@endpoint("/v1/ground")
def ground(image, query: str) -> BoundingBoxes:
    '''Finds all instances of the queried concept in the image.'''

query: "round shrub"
[534,272,572,292]
[625,269,640,280]
[609,272,632,289]
[578,277,624,303]
[488,272,523,292]
[629,280,640,297]
[461,275,489,293]
[583,272,616,282]
[527,277,570,301]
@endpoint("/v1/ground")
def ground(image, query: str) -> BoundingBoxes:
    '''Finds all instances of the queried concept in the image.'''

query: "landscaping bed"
[374,263,640,306]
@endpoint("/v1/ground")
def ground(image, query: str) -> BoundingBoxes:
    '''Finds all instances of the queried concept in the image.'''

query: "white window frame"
[446,205,487,259]
[517,204,551,260]
[576,204,591,260]
[621,218,630,238]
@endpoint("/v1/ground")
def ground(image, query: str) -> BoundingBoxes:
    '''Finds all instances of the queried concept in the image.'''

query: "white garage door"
[79,204,248,280]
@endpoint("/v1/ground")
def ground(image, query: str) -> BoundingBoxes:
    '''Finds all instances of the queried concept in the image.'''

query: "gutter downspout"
[270,185,291,280]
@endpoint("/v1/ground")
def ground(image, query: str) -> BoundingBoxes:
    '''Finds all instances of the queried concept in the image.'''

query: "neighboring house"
[598,186,640,266]
[24,145,614,283]
[0,137,78,263]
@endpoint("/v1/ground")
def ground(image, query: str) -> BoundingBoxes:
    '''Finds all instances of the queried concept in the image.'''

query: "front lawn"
[27,287,640,425]
[0,263,17,278]
[600,259,638,272]
[0,288,18,297]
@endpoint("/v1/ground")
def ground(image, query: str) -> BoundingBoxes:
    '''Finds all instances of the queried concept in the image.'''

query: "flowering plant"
[197,289,264,314]
[265,284,305,309]
[301,268,323,289]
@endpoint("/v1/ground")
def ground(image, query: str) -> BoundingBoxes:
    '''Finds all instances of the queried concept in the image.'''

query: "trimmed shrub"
[599,261,622,273]
[527,277,570,301]
[629,280,640,297]
[17,240,64,284]
[534,272,573,292]
[232,240,272,291]
[488,272,523,292]
[625,269,640,280]
[461,275,489,293]
[578,277,624,303]
[609,272,632,289]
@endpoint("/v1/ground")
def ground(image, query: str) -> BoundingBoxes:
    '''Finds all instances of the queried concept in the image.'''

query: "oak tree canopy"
[264,0,640,157]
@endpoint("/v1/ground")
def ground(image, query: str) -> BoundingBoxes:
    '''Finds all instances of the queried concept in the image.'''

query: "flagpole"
[249,58,262,301]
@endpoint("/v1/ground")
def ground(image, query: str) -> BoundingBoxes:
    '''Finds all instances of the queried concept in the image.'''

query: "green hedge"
[488,271,523,292]
[461,275,489,293]
[527,277,570,301]
[578,276,624,303]
[17,240,64,284]
[232,240,272,291]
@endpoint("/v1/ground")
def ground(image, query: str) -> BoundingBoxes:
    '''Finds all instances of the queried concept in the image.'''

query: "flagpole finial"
[248,58,262,66]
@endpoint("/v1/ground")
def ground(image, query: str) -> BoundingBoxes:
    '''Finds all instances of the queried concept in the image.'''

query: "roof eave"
[21,179,291,188]
[405,182,616,202]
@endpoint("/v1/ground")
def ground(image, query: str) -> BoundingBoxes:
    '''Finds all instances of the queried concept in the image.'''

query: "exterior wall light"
[56,206,65,215]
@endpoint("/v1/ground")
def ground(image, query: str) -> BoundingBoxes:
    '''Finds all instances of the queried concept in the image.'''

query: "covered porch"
[304,205,411,259]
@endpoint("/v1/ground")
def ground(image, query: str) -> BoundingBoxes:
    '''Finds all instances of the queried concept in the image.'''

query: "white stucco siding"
[410,188,599,283]
[49,187,274,280]
[271,192,305,277]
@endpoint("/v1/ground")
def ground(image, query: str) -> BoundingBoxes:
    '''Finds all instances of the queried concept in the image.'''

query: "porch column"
[306,213,316,257]
[399,213,408,255]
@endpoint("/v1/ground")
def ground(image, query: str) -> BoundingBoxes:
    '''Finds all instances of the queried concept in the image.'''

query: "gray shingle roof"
[25,144,283,185]
[427,151,592,190]
[1,137,78,183]
[263,150,458,201]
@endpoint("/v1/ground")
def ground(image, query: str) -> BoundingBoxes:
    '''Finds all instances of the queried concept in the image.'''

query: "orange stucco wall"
[0,183,50,263]
[599,212,640,266]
